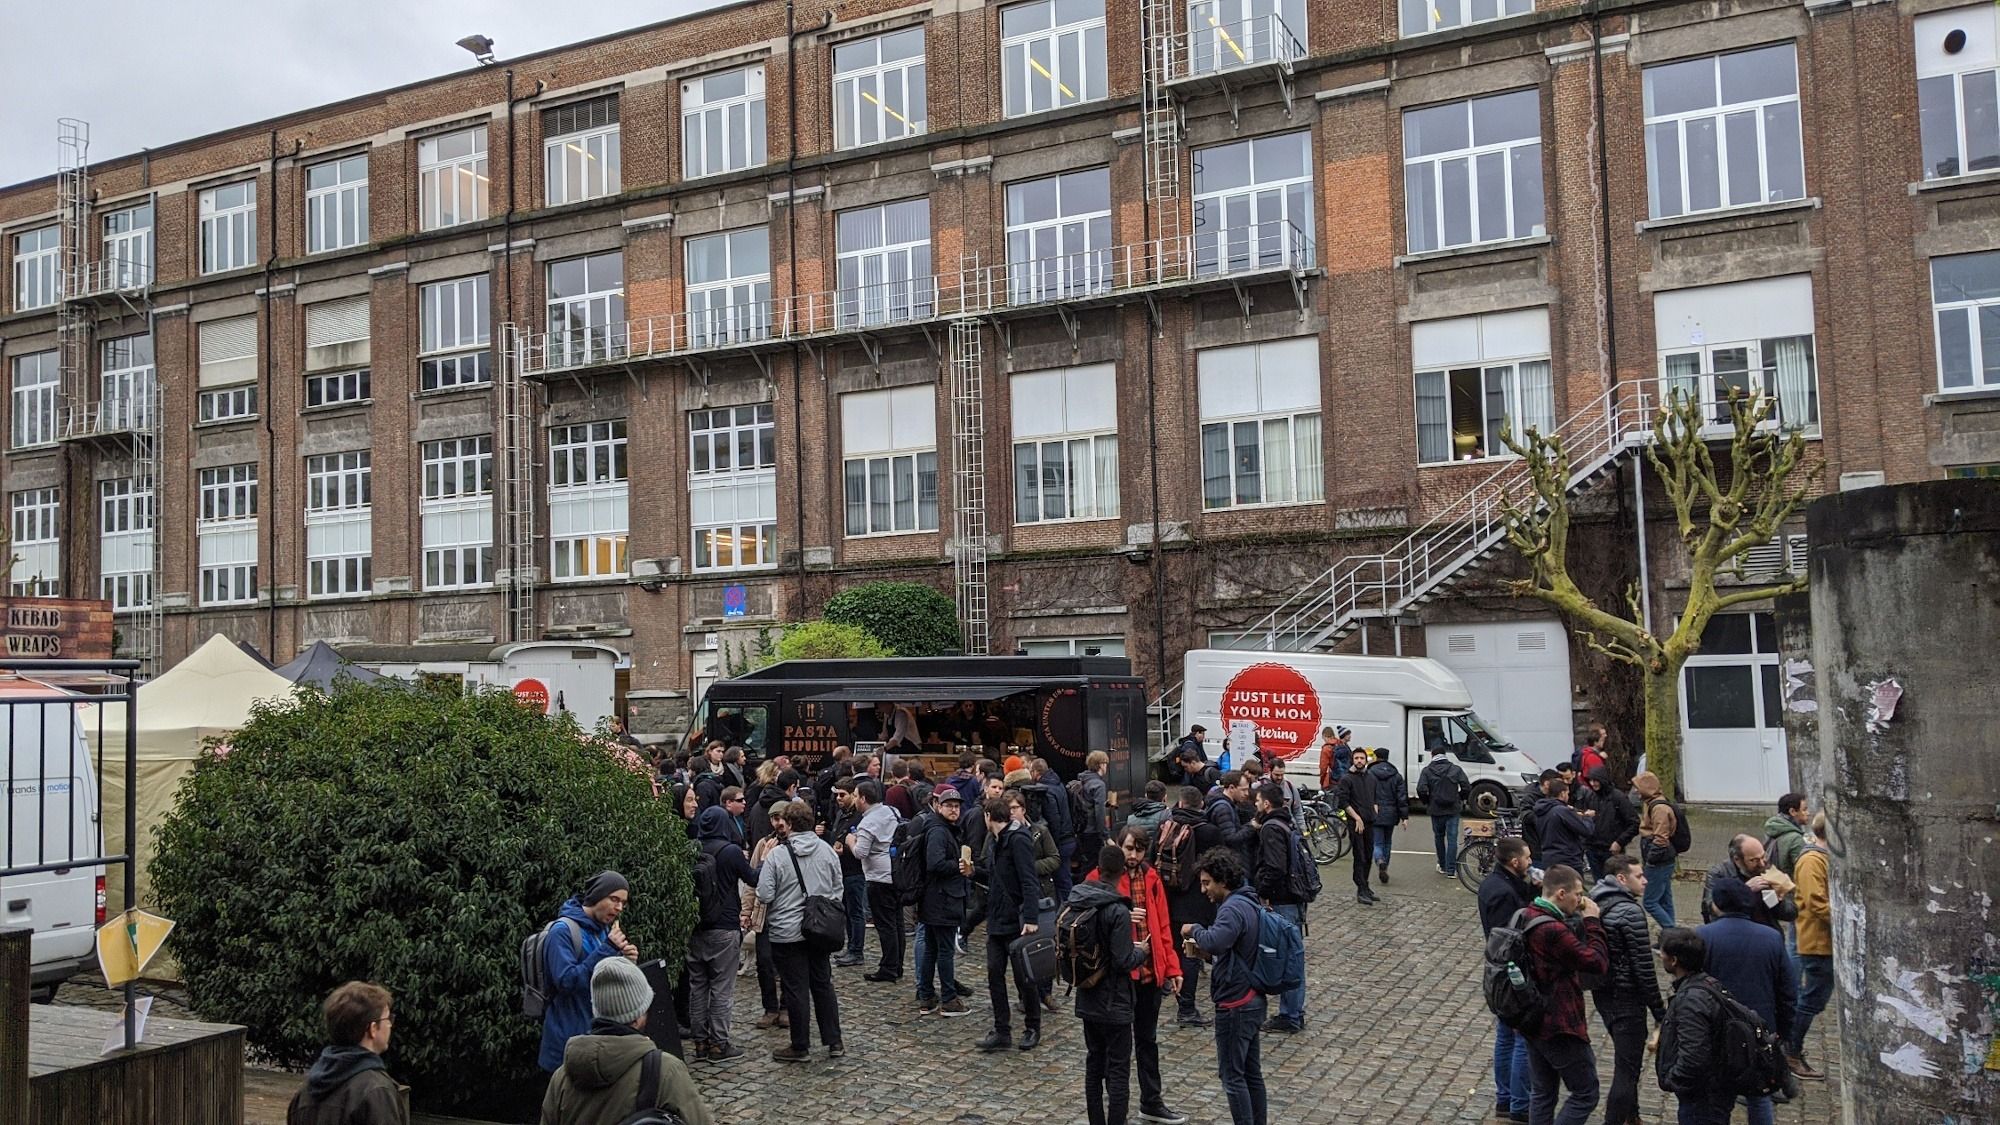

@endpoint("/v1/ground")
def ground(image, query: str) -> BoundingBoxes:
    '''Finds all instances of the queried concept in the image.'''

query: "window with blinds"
[199,316,258,387]
[305,296,371,371]
[543,94,619,138]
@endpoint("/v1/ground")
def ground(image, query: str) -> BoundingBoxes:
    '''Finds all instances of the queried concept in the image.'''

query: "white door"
[1680,612,1789,804]
[692,650,720,712]
[1426,618,1573,769]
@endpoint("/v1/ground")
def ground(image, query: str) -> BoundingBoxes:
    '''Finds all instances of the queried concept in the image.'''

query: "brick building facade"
[2,0,1994,758]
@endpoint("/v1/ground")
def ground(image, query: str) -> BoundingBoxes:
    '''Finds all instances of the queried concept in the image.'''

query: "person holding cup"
[915,785,973,1016]
[1087,825,1189,1125]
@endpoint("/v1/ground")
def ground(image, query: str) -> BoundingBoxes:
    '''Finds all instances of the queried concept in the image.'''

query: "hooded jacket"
[694,806,758,932]
[1040,772,1076,842]
[1587,770,1639,850]
[1794,842,1831,957]
[1416,756,1470,817]
[1590,876,1666,1020]
[538,1021,716,1125]
[1532,795,1593,874]
[754,831,842,944]
[1189,884,1263,1007]
[919,810,970,927]
[1203,790,1256,862]
[1365,759,1407,826]
[746,784,788,849]
[1252,806,1305,906]
[1477,866,1535,937]
[287,1046,404,1125]
[1123,798,1169,836]
[1062,880,1150,1024]
[1158,805,1223,928]
[980,819,1042,938]
[1762,814,1808,877]
[1656,971,1728,1096]
[1076,769,1110,840]
[537,898,618,1071]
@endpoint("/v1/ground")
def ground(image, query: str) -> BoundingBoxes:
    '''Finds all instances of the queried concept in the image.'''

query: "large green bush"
[823,580,960,657]
[754,620,894,668]
[150,682,694,1114]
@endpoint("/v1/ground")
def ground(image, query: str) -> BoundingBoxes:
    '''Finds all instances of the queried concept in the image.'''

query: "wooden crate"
[28,1004,245,1125]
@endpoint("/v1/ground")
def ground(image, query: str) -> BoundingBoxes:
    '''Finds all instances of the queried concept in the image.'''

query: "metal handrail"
[1178,12,1304,79]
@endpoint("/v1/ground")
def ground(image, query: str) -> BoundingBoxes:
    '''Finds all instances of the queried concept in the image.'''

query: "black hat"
[582,870,630,906]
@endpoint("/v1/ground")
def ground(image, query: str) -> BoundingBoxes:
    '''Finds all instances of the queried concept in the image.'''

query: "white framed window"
[833,27,927,150]
[1655,275,1820,433]
[305,155,369,253]
[8,488,59,597]
[1001,0,1107,118]
[100,334,154,432]
[1930,250,2000,391]
[12,226,58,310]
[1404,89,1545,254]
[842,385,938,536]
[304,296,371,408]
[419,126,490,231]
[1643,43,1805,220]
[1019,636,1126,657]
[547,251,626,367]
[1208,628,1310,651]
[689,404,778,572]
[198,315,258,423]
[99,477,154,612]
[1400,0,1531,38]
[686,228,772,346]
[682,68,766,179]
[837,199,933,327]
[1188,0,1306,76]
[1011,363,1119,523]
[544,95,621,206]
[102,201,152,290]
[1192,130,1314,274]
[199,181,257,274]
[305,451,373,599]
[421,275,492,390]
[198,464,259,607]
[10,351,58,448]
[1005,168,1112,304]
[1413,309,1554,464]
[549,420,630,580]
[1918,8,2000,181]
[421,436,495,590]
[1197,337,1323,510]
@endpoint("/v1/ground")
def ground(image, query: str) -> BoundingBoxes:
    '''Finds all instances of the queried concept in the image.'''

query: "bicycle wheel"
[1302,807,1341,865]
[1456,839,1497,894]
[1328,811,1351,860]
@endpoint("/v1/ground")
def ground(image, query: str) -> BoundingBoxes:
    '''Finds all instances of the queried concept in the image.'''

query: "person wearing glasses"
[287,981,406,1125]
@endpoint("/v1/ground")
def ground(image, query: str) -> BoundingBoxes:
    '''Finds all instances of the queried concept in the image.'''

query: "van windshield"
[1422,711,1515,764]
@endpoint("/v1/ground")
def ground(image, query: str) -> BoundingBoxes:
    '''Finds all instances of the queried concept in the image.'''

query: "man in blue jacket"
[1697,879,1796,1125]
[538,870,639,1071]
[1184,848,1267,1125]
[1032,758,1078,901]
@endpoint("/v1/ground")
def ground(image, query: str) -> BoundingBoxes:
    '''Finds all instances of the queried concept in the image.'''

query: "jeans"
[1176,951,1204,1018]
[1642,861,1678,928]
[1743,1097,1775,1125]
[1600,1005,1647,1125]
[1792,953,1835,1054]
[1213,996,1269,1125]
[1525,1034,1599,1125]
[1432,815,1461,873]
[771,939,841,1052]
[1271,903,1306,1024]
[1676,1097,1733,1125]
[842,873,869,957]
[867,880,903,977]
[1056,837,1078,902]
[1373,824,1396,866]
[684,928,740,1048]
[1585,846,1611,882]
[1492,1016,1532,1113]
[1083,1019,1134,1125]
[916,922,960,1004]
[1133,982,1166,1110]
[985,933,1039,1034]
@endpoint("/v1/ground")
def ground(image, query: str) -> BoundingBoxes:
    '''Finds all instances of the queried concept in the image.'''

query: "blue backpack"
[1246,904,1305,995]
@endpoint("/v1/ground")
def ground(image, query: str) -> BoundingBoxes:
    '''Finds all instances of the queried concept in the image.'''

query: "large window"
[1005,168,1112,303]
[1655,275,1820,432]
[421,437,495,590]
[549,420,630,580]
[1192,131,1314,274]
[1930,250,2000,391]
[544,95,621,206]
[842,385,939,536]
[1401,0,1530,38]
[100,334,154,432]
[8,488,59,597]
[419,126,490,231]
[1413,309,1554,464]
[1404,89,1545,254]
[304,297,371,408]
[689,404,778,572]
[682,68,766,179]
[1019,636,1126,657]
[834,27,927,149]
[304,451,372,599]
[1683,613,1783,731]
[836,200,933,327]
[1188,0,1306,76]
[421,275,492,389]
[10,351,58,448]
[1918,8,2000,181]
[1011,363,1119,523]
[1198,337,1323,510]
[197,315,258,423]
[1001,0,1107,118]
[12,226,58,310]
[198,464,259,607]
[102,201,152,290]
[1643,44,1805,220]
[99,477,153,612]
[305,155,369,254]
[547,251,626,367]
[199,181,257,274]
[686,228,772,346]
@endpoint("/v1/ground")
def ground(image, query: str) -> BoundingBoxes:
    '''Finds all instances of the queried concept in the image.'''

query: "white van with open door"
[1,675,105,1000]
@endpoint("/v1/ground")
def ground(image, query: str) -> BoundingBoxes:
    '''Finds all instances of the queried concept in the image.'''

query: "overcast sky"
[2,1,723,187]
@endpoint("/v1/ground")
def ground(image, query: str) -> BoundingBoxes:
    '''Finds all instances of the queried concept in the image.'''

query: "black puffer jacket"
[1587,770,1638,850]
[1656,972,1728,1094]
[1365,760,1407,825]
[1590,876,1665,1019]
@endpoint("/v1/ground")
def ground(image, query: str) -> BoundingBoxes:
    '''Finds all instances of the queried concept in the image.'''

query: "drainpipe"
[261,131,287,658]
[1137,10,1169,705]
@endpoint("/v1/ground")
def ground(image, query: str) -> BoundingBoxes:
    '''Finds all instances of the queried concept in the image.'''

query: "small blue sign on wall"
[722,584,749,618]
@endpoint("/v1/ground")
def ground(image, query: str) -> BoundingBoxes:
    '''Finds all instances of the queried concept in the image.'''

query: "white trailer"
[361,641,623,731]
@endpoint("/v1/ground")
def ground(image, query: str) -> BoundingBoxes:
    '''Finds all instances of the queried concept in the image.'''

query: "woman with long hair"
[1088,824,1188,1125]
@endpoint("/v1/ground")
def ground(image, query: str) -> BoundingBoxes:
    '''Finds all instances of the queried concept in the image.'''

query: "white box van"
[1181,649,1544,816]
[1,676,105,1000]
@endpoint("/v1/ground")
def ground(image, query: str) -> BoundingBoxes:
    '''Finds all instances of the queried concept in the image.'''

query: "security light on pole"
[457,35,497,65]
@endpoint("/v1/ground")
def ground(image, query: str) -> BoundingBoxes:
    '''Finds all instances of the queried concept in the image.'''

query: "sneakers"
[954,934,970,956]
[833,953,863,967]
[1137,1106,1189,1124]
[708,1043,744,1062]
[828,1042,846,1059]
[917,996,941,1015]
[864,970,901,983]
[940,997,968,1017]
[1016,1026,1042,1050]
[770,1046,810,1063]
[1377,862,1390,884]
[1437,864,1449,875]
[1356,890,1377,906]
[1261,1016,1302,1034]
[976,1028,1012,1052]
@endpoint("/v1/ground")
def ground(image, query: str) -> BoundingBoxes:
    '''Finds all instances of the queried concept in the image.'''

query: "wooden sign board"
[0,598,115,661]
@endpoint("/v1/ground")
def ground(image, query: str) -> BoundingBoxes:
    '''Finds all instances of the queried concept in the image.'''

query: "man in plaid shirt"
[1521,864,1611,1125]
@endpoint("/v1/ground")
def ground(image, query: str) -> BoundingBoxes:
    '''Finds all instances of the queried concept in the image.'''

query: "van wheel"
[1468,782,1508,818]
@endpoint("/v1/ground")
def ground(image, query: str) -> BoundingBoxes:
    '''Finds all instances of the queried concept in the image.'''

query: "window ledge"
[1418,454,1523,469]
[689,566,782,577]
[1395,234,1551,267]
[1910,169,2000,196]
[843,529,942,541]
[1201,500,1324,515]
[8,442,60,455]
[1013,515,1123,529]
[194,415,260,430]
[1635,197,1821,234]
[301,399,373,417]
[1925,386,2000,406]
[413,382,494,401]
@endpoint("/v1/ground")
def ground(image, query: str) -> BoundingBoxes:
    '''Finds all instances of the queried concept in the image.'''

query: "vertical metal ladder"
[1141,0,1188,276]
[500,325,539,643]
[948,302,990,656]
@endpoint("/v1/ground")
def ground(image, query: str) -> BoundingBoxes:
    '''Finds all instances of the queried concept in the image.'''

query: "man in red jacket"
[1520,864,1611,1125]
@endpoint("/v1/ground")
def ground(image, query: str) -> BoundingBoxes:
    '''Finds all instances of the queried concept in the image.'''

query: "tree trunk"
[1642,665,1684,799]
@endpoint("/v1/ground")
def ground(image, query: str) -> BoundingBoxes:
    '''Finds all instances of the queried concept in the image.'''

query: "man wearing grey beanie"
[540,958,716,1125]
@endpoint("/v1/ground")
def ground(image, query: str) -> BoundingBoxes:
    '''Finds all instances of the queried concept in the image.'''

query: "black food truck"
[685,656,1150,797]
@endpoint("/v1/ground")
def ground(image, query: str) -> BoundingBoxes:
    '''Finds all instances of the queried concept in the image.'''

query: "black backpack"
[1066,779,1093,839]
[1661,978,1794,1099]
[1053,899,1108,991]
[519,917,583,1020]
[1482,908,1557,1032]
[1284,825,1322,904]
[888,810,926,907]
[1424,761,1464,812]
[1154,818,1198,892]
[692,840,738,925]
[616,1049,689,1125]
[1646,797,1693,856]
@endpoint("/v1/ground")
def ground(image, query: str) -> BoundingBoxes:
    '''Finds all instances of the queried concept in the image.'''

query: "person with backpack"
[1787,812,1831,1081]
[916,786,973,1016]
[1632,771,1684,928]
[1098,825,1189,1125]
[1364,748,1408,885]
[976,794,1045,1052]
[1174,726,1210,786]
[1032,757,1080,900]
[1697,879,1796,1125]
[286,982,406,1125]
[535,871,640,1072]
[539,957,717,1125]
[1590,855,1665,1125]
[1334,751,1379,906]
[1572,731,1606,779]
[1762,792,1810,878]
[1076,751,1113,860]
[1516,864,1610,1125]
[755,800,845,1062]
[1125,780,1171,836]
[1250,783,1311,1035]
[1204,771,1258,868]
[1477,837,1537,1124]
[1654,927,1734,1125]
[1315,726,1348,792]
[1060,843,1153,1125]
[1417,749,1471,878]
[1182,847,1270,1125]
[687,807,758,1062]
[1157,786,1223,1027]
[848,779,904,983]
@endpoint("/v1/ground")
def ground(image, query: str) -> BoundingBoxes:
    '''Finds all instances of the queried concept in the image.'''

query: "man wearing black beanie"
[537,869,639,1072]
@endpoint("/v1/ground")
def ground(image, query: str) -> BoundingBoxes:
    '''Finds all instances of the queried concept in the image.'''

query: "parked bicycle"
[1454,806,1523,894]
[1297,788,1350,864]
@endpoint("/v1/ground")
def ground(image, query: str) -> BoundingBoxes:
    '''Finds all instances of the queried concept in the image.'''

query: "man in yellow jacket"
[1785,811,1832,1081]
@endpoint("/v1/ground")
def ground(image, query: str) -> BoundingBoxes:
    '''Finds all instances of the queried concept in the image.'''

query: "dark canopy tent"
[274,640,388,690]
